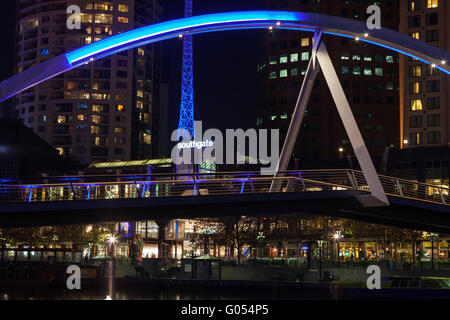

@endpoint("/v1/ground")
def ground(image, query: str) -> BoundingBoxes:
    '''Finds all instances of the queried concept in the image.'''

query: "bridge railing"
[0,170,356,203]
[0,169,448,207]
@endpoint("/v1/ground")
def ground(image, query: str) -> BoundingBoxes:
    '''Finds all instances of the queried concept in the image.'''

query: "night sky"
[160,0,266,134]
[0,0,266,133]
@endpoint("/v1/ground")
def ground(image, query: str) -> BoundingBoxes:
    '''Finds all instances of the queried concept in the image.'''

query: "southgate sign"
[171,121,280,175]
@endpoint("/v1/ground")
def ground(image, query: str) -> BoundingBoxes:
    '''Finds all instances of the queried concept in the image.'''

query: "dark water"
[2,280,450,300]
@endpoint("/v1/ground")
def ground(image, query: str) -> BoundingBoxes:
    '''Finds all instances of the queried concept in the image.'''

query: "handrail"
[0,169,448,207]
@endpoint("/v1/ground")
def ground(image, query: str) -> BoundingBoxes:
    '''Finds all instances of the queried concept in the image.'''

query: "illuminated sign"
[177,140,214,150]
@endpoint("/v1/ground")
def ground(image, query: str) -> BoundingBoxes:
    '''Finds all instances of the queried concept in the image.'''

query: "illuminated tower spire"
[178,0,194,139]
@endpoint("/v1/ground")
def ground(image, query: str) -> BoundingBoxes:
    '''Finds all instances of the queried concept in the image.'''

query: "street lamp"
[338,147,344,159]
[256,232,265,259]
[317,240,324,280]
[333,231,343,263]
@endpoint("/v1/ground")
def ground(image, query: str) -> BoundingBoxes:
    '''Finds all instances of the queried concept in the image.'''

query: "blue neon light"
[65,11,303,64]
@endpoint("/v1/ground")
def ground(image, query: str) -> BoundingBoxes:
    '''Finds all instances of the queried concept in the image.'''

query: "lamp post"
[333,231,343,264]
[429,232,439,271]
[256,232,265,259]
[317,240,324,280]
[338,147,344,159]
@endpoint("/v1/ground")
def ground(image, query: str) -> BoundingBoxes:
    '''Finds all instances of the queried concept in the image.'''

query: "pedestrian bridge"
[1,170,449,233]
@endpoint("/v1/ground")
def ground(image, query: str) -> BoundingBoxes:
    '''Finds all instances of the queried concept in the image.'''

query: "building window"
[410,99,423,111]
[269,71,277,79]
[342,66,349,74]
[409,81,421,94]
[410,115,423,128]
[427,114,440,127]
[116,104,125,112]
[410,132,423,145]
[341,52,350,60]
[386,82,394,90]
[301,38,309,46]
[363,68,372,76]
[409,32,420,40]
[290,68,299,76]
[118,4,129,12]
[426,30,439,42]
[352,54,361,61]
[426,65,440,76]
[427,80,440,92]
[426,13,438,25]
[301,52,309,61]
[352,67,361,75]
[363,54,372,62]
[427,0,438,8]
[408,16,421,28]
[290,53,298,62]
[409,65,422,77]
[94,14,113,24]
[428,131,441,144]
[427,97,440,110]
[408,0,421,11]
[386,55,394,63]
[280,69,288,78]
[374,68,383,76]
[280,55,288,64]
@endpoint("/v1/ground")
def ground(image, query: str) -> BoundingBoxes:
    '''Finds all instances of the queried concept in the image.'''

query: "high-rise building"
[257,0,399,164]
[14,0,162,164]
[399,0,449,149]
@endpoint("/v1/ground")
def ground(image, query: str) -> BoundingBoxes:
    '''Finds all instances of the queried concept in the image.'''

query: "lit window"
[137,101,144,109]
[143,133,151,144]
[57,116,66,124]
[301,38,309,46]
[269,71,277,79]
[118,16,129,23]
[290,53,298,62]
[341,66,349,74]
[269,57,277,65]
[118,4,129,12]
[364,68,372,76]
[386,55,395,63]
[409,81,421,94]
[410,99,423,111]
[409,65,422,77]
[116,104,125,112]
[280,55,288,64]
[363,55,372,62]
[301,52,309,61]
[352,67,361,75]
[375,68,383,76]
[352,54,361,61]
[114,127,125,134]
[77,114,86,121]
[410,32,420,40]
[137,90,144,98]
[94,14,113,24]
[290,68,298,76]
[138,48,145,56]
[427,0,438,8]
[341,52,350,60]
[280,69,288,78]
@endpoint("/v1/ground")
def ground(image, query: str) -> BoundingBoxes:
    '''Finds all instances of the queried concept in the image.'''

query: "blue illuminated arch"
[1,11,449,102]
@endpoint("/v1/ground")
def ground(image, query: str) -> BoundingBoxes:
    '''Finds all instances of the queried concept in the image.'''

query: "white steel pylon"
[271,31,389,207]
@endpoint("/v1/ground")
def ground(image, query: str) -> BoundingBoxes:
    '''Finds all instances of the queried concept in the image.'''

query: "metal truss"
[271,30,389,207]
